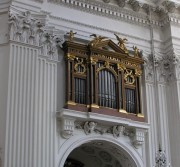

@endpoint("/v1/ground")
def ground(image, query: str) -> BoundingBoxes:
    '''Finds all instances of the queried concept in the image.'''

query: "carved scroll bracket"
[60,117,75,139]
[130,128,146,148]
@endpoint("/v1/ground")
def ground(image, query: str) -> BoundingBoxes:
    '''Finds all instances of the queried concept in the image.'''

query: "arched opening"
[63,140,137,167]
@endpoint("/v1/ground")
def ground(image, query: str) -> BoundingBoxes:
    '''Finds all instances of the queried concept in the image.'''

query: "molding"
[47,0,180,28]
[48,0,150,27]
[57,108,150,129]
[57,108,149,146]
[0,1,11,13]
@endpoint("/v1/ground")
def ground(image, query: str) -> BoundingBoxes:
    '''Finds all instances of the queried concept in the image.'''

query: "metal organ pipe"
[119,73,122,109]
[109,71,112,108]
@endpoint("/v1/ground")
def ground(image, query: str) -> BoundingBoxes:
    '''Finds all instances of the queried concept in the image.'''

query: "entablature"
[47,0,180,28]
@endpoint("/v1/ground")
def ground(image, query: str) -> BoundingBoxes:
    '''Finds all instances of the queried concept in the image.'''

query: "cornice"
[0,1,11,13]
[49,15,150,43]
[47,0,180,28]
[48,0,151,27]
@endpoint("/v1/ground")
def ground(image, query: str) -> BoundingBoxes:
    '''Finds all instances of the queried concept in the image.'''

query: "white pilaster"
[167,80,180,167]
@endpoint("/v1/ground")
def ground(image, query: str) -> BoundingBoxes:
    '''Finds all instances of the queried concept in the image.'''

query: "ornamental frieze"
[48,0,180,27]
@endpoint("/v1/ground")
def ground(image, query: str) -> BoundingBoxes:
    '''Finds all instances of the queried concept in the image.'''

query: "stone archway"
[63,140,135,167]
[58,136,144,167]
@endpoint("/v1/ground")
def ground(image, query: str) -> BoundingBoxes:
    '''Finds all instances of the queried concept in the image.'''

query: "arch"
[57,135,144,167]
[97,67,118,81]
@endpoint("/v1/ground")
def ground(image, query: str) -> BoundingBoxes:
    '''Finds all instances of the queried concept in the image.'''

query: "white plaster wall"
[57,49,66,111]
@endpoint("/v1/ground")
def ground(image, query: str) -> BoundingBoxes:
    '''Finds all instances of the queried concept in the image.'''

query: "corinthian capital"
[142,53,155,83]
[8,9,64,61]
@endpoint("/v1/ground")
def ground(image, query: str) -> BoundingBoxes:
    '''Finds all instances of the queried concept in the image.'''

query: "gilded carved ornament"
[133,46,140,57]
[89,34,107,46]
[66,53,76,60]
[90,57,98,64]
[135,68,142,76]
[114,33,129,54]
[117,63,126,71]
[74,58,86,74]
[66,30,77,41]
[104,61,110,68]
[96,61,118,77]
[124,69,135,85]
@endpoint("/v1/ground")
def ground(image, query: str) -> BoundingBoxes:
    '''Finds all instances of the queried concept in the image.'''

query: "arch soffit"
[57,135,143,167]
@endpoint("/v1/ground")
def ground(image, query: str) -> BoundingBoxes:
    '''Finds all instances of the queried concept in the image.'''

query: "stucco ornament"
[117,0,126,7]
[131,129,146,148]
[143,53,154,83]
[8,10,64,61]
[8,11,39,44]
[84,121,97,135]
[75,121,145,148]
[129,0,141,12]
[61,118,75,139]
[155,149,167,167]
[103,0,110,3]
[112,125,125,138]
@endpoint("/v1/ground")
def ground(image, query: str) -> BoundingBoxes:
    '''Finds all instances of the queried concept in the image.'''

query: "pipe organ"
[63,33,144,121]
